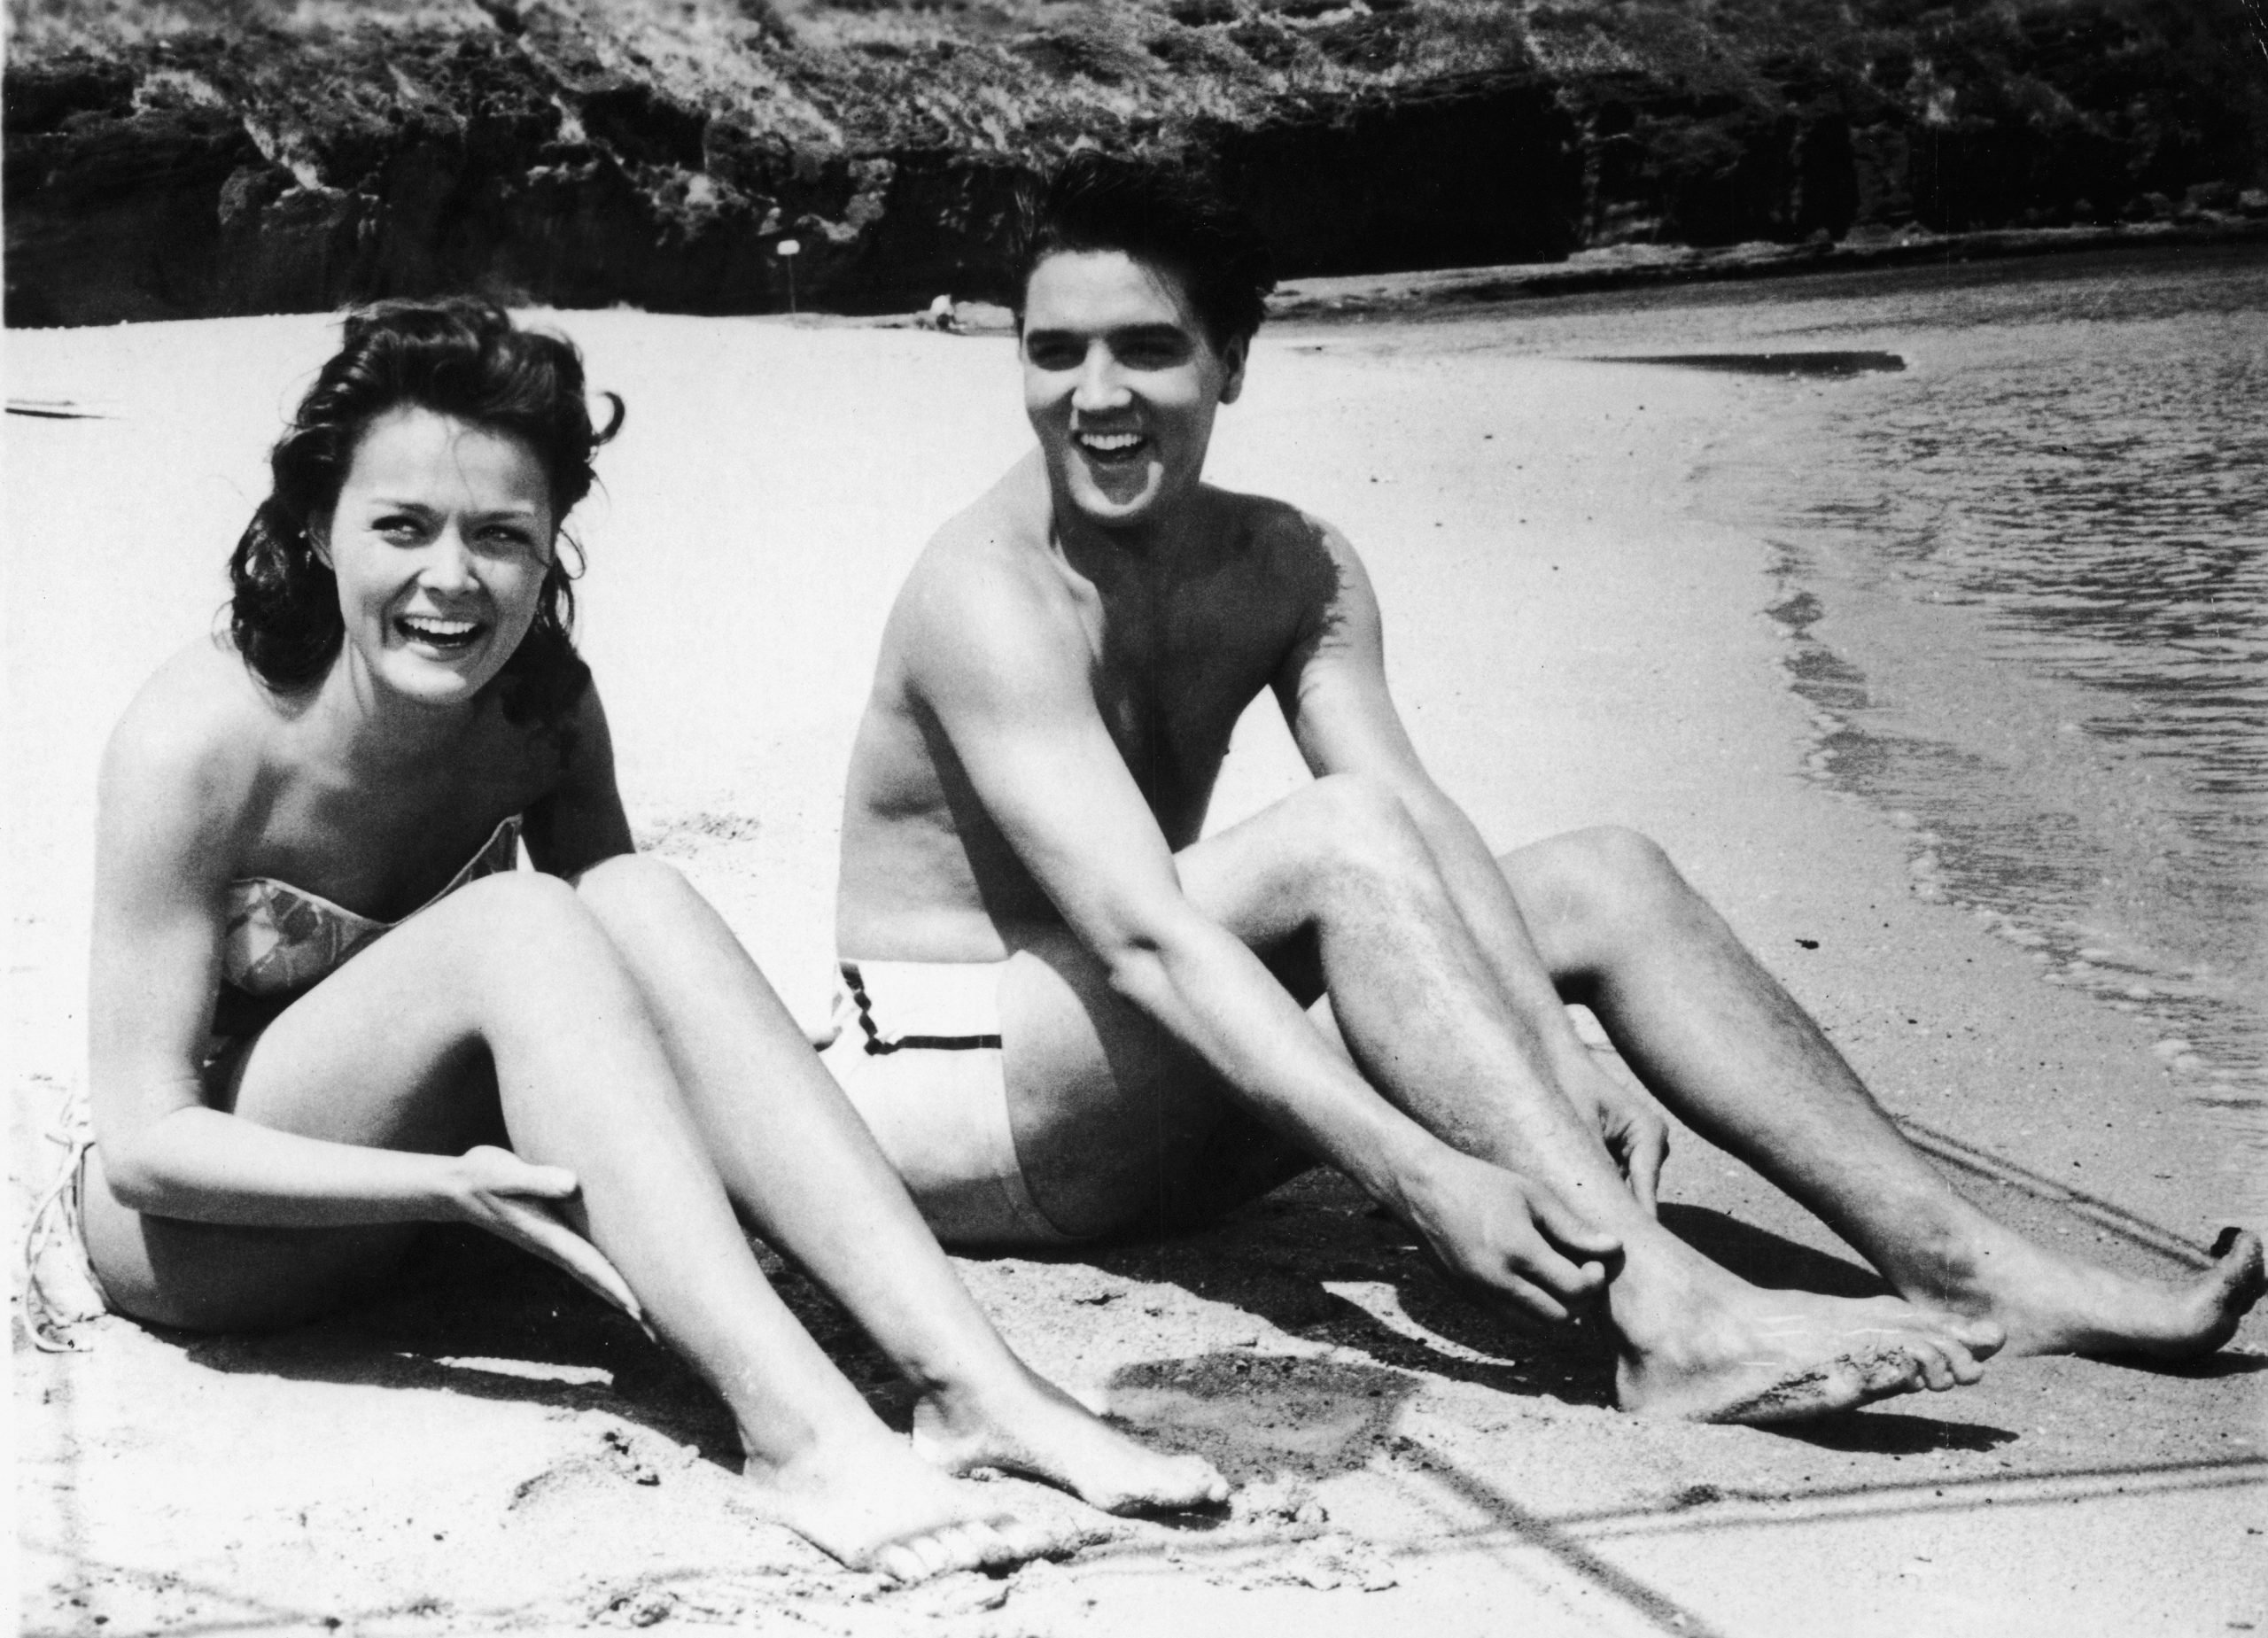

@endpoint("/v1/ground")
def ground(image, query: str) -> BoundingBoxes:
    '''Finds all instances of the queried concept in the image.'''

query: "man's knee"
[1518,825,1694,955]
[1296,773,1434,891]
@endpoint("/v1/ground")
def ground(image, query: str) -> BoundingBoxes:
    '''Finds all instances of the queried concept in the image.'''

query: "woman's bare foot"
[1894,1223,2265,1361]
[1612,1252,2004,1425]
[911,1366,1229,1515]
[740,1427,1067,1583]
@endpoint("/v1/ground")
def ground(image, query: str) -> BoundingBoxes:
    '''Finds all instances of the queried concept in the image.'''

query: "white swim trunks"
[820,959,1079,1248]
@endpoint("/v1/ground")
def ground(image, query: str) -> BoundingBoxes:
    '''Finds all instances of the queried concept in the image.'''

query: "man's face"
[1021,249,1246,533]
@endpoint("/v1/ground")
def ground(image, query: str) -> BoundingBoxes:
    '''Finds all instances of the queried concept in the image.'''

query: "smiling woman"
[227,302,613,730]
[28,296,1225,1583]
[315,408,556,707]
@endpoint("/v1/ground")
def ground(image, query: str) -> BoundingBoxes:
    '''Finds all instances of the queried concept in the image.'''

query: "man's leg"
[999,775,2003,1424]
[1502,826,2266,1358]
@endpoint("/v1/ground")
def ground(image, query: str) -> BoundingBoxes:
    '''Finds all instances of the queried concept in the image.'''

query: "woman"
[44,298,1223,1581]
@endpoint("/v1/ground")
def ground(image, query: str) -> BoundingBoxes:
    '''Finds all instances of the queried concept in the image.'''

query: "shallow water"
[1347,245,2268,1176]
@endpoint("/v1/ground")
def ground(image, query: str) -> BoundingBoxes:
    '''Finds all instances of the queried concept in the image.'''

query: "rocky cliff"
[7,0,2264,326]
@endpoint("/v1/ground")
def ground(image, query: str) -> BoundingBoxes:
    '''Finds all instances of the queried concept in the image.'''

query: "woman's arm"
[87,658,484,1226]
[521,683,636,878]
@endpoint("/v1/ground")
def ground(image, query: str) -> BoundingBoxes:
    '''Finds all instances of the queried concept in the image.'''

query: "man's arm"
[1276,524,1671,1208]
[903,546,1617,1318]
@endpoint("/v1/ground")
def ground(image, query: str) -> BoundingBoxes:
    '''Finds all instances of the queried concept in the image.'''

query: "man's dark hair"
[1007,152,1276,352]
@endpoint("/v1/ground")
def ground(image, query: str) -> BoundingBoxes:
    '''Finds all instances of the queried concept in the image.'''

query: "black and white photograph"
[9,1,2265,1633]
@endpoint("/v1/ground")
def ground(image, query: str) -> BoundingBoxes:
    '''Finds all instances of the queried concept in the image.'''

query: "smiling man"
[823,155,2262,1425]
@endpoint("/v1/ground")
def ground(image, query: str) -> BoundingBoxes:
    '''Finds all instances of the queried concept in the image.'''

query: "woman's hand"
[440,1145,649,1335]
[1399,1146,1622,1324]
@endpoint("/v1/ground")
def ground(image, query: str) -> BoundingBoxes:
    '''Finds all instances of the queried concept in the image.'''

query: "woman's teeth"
[398,615,481,649]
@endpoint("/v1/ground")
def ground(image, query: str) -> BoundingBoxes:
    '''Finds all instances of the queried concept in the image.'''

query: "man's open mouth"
[1074,429,1146,465]
[395,613,485,652]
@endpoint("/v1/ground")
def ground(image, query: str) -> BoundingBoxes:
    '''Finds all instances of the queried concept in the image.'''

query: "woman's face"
[315,405,557,711]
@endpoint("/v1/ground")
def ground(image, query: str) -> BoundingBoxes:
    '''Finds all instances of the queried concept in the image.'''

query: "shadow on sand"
[1067,1174,2003,1455]
[175,1225,742,1465]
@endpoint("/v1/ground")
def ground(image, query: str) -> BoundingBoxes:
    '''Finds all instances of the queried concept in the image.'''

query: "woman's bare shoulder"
[101,638,284,818]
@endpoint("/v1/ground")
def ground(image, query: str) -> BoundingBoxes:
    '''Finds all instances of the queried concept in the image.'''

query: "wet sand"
[9,312,2263,1636]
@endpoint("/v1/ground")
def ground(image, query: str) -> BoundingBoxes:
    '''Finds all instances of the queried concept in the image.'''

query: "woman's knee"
[443,871,628,998]
[572,850,691,912]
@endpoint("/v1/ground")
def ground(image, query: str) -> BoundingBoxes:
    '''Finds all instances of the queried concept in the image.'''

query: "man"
[819,155,2262,1425]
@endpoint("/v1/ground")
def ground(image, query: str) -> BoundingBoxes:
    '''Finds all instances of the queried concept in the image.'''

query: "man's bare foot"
[740,1428,1067,1583]
[1897,1223,2265,1361]
[911,1366,1230,1515]
[1612,1260,2004,1425]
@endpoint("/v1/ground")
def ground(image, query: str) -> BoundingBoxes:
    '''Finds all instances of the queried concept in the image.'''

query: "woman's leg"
[82,872,1060,1580]
[570,854,1225,1513]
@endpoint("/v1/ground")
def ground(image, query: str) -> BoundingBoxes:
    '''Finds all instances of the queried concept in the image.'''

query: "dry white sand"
[8,312,2263,1637]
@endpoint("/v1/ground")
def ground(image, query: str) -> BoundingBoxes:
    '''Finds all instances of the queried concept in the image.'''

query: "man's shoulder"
[1195,487,1365,627]
[1200,485,1354,565]
[880,463,1083,695]
[897,464,1068,627]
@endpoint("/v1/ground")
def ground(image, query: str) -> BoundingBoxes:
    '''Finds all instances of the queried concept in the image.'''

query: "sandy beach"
[9,310,2263,1636]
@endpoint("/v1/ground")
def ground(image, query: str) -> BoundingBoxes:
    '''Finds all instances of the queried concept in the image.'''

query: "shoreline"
[11,311,2263,1637]
[858,219,2268,338]
[1264,217,2268,324]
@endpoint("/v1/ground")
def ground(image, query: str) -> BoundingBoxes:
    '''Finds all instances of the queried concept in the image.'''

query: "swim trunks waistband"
[837,959,1004,1054]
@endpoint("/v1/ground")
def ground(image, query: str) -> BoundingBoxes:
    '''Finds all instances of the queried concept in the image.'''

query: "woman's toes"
[916,1531,966,1579]
[969,1520,1036,1570]
[995,1518,1063,1563]
[877,1542,928,1584]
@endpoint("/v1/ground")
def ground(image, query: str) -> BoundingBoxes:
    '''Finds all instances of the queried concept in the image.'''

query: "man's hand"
[1562,1065,1669,1215]
[1399,1147,1622,1324]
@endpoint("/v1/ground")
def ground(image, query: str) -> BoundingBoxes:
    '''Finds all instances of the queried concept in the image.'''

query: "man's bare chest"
[1085,603,1288,800]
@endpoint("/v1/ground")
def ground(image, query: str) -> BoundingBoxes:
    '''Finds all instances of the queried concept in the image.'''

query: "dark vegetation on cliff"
[6,0,2265,325]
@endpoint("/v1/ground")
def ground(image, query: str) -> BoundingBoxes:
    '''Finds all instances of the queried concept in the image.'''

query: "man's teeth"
[1079,431,1142,452]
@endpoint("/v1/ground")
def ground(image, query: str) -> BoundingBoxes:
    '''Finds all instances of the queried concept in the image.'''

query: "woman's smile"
[318,405,556,710]
[393,610,488,656]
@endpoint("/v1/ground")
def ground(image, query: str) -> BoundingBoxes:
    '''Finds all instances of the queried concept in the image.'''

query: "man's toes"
[1855,1347,1927,1401]
[1942,1334,1989,1384]
[1953,1316,2008,1358]
[1907,1339,1956,1392]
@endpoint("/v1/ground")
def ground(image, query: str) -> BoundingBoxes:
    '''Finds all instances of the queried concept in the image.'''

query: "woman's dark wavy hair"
[228,297,624,730]
[1006,152,1276,353]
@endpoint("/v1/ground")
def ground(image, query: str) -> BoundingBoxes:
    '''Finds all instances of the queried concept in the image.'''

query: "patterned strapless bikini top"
[221,816,523,998]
